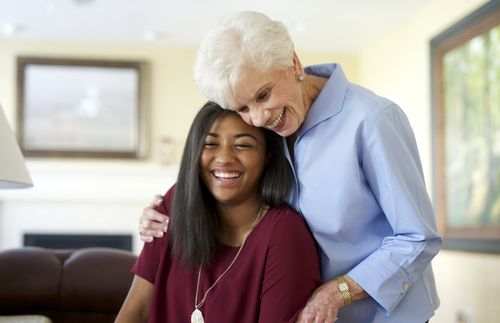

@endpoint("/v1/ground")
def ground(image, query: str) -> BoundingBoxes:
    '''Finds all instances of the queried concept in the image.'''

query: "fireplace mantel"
[0,160,179,253]
[0,160,178,202]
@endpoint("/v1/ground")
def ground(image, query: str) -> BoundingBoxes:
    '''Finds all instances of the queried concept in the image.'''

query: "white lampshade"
[0,102,33,188]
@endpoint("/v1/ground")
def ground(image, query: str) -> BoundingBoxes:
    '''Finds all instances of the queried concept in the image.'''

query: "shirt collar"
[299,63,348,136]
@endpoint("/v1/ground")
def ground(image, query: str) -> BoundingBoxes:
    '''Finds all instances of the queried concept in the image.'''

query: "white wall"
[357,1,498,322]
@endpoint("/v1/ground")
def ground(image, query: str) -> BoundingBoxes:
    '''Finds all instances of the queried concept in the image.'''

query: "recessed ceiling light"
[143,30,157,42]
[45,2,55,13]
[1,23,24,36]
[73,0,95,5]
[143,30,167,42]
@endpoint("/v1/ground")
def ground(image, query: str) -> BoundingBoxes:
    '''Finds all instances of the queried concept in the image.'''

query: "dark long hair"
[169,101,292,267]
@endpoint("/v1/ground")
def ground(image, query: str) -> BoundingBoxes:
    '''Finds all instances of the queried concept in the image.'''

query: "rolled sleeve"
[348,105,442,314]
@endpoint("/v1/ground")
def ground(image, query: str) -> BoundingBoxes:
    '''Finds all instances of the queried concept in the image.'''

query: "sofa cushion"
[0,248,60,311]
[60,248,136,312]
[0,247,136,323]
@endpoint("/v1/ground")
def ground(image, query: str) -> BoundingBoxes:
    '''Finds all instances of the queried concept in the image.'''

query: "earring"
[296,74,304,82]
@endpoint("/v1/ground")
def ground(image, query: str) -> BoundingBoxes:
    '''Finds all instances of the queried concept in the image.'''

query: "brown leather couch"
[0,247,136,323]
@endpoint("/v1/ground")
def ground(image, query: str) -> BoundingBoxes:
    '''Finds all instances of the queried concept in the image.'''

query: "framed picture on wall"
[17,57,149,158]
[431,1,500,253]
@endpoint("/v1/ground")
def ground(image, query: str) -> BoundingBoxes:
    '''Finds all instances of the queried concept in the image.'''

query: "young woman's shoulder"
[264,204,312,239]
[266,204,305,223]
[256,204,321,323]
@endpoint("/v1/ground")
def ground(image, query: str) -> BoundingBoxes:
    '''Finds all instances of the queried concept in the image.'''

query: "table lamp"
[0,102,33,188]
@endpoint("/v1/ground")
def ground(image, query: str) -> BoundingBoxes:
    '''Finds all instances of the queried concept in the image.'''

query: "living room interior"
[0,0,498,322]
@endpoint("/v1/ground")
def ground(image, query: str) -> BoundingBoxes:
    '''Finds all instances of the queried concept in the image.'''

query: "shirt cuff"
[347,251,412,315]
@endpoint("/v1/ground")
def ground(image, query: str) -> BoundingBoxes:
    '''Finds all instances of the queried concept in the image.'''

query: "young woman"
[116,102,321,323]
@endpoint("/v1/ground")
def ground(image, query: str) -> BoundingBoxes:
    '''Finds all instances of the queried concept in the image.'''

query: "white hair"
[194,11,295,109]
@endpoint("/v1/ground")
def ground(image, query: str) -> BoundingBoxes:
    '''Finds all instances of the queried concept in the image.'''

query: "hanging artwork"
[17,57,149,158]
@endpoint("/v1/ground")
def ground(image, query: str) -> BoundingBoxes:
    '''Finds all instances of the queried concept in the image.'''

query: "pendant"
[191,308,204,323]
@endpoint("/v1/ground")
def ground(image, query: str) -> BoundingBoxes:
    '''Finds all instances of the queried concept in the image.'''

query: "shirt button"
[403,282,410,290]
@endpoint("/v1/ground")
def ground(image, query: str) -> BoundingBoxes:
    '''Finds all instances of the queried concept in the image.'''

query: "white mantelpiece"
[0,160,178,254]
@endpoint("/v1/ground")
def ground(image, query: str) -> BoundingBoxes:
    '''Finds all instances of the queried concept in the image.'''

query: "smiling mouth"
[266,108,285,130]
[213,171,241,179]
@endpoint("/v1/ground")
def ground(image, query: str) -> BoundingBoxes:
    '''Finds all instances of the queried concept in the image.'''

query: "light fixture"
[45,2,56,13]
[1,23,24,36]
[2,23,16,36]
[143,30,158,42]
[0,102,33,189]
[73,0,95,5]
[143,30,167,42]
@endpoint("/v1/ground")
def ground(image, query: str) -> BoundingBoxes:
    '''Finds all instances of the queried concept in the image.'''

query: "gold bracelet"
[336,275,352,306]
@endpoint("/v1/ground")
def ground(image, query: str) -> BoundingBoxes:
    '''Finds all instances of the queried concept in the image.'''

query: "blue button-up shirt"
[285,63,441,322]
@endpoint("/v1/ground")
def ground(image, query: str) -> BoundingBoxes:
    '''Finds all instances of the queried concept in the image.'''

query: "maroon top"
[133,187,321,323]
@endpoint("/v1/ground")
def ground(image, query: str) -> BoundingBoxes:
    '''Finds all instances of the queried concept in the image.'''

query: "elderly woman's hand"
[296,279,343,323]
[139,194,169,242]
[297,275,368,322]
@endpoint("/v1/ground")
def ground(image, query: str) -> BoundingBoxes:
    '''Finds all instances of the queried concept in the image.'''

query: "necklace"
[191,205,266,323]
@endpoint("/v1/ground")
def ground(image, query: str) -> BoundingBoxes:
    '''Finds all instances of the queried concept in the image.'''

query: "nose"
[214,144,236,164]
[249,106,270,127]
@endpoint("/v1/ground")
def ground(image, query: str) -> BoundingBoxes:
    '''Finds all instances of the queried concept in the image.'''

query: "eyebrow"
[206,132,258,141]
[235,133,258,141]
[254,82,272,99]
[233,82,273,110]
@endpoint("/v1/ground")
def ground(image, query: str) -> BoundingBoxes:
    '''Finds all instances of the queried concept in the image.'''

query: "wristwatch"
[337,275,352,306]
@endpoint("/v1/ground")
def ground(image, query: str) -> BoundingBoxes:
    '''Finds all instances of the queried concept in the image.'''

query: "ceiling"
[0,0,434,53]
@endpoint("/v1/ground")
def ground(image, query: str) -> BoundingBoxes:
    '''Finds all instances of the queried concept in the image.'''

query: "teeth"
[214,171,240,179]
[266,109,285,129]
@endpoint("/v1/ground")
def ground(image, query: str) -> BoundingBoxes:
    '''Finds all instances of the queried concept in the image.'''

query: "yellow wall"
[300,51,359,82]
[357,0,488,190]
[0,40,203,163]
[0,40,357,164]
[357,0,498,322]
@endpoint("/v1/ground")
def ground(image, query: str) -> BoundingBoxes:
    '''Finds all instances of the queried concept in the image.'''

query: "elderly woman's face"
[229,67,307,137]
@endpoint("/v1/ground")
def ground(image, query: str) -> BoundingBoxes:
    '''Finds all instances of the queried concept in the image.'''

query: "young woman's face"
[228,67,307,138]
[200,113,267,206]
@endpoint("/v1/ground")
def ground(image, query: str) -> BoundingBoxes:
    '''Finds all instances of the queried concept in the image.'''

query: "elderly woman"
[140,11,441,323]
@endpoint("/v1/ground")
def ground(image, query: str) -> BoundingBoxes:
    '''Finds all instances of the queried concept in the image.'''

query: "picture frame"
[17,57,149,158]
[431,1,500,253]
